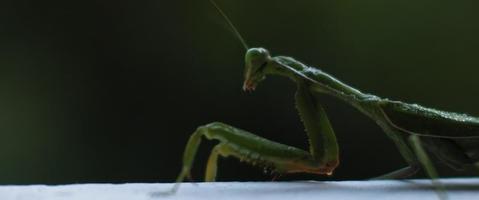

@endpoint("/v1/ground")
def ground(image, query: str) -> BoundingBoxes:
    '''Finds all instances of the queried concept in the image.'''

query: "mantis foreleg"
[170,121,333,193]
[295,81,339,168]
[169,81,340,193]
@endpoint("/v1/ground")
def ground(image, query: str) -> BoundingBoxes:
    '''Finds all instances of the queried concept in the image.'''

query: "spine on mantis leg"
[295,81,339,171]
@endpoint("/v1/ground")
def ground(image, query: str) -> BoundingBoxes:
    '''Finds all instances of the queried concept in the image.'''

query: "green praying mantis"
[168,0,479,195]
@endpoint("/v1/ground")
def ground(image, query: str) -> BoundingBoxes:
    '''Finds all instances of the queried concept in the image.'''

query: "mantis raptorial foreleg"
[295,81,339,167]
[169,81,340,193]
[170,122,330,193]
[205,144,223,181]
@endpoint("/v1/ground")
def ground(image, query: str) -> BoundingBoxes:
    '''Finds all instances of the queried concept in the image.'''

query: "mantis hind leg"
[409,135,440,180]
[409,135,448,200]
[169,122,335,193]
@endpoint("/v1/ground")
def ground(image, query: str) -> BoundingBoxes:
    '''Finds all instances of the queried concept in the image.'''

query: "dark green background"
[1,0,478,184]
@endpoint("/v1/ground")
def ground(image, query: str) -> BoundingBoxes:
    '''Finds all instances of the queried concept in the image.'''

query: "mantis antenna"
[210,0,249,50]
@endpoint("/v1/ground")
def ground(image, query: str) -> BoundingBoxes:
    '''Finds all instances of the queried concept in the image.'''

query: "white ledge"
[0,178,478,200]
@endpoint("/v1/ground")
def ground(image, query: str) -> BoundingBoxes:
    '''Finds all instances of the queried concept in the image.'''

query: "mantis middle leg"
[373,127,421,179]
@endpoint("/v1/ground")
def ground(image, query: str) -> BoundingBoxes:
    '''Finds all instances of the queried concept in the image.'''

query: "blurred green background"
[1,0,478,184]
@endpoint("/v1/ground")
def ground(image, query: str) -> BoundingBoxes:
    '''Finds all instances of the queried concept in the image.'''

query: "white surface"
[0,178,478,200]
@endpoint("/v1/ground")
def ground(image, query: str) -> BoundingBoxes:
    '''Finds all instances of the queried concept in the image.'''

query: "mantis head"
[243,47,272,91]
[208,1,274,91]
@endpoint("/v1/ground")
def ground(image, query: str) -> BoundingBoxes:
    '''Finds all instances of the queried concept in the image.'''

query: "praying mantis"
[168,0,479,195]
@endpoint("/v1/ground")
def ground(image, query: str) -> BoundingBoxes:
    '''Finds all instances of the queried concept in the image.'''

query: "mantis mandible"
[169,0,479,194]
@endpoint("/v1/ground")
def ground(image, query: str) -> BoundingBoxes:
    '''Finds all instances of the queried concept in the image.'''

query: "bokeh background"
[1,0,479,184]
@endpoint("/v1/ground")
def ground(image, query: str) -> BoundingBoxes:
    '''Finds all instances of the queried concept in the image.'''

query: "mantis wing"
[381,100,479,168]
[381,100,479,138]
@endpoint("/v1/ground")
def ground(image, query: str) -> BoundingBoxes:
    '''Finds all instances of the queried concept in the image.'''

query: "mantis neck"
[268,56,381,117]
